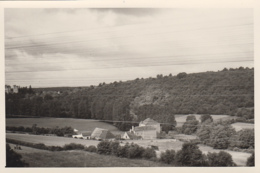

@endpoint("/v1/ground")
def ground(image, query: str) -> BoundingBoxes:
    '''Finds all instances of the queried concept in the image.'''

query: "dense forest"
[6,67,254,130]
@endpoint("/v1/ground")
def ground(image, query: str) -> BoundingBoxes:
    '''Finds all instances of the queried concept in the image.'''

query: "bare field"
[231,122,254,131]
[175,114,235,127]
[6,117,120,133]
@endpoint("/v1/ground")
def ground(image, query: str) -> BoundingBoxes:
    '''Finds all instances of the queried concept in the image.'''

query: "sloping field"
[8,143,51,154]
[231,122,254,132]
[175,114,234,127]
[14,149,168,167]
[6,117,120,133]
[6,133,100,147]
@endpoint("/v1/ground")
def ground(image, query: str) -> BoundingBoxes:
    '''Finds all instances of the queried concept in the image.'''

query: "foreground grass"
[19,150,168,167]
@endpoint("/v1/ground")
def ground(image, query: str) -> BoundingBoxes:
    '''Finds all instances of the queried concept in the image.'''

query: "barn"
[91,128,115,140]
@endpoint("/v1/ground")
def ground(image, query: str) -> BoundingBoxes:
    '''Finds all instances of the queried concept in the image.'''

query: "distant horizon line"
[5,66,254,89]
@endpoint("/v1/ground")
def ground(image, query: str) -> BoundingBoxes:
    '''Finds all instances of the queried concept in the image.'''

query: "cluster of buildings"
[5,85,19,94]
[73,118,161,141]
[72,128,116,140]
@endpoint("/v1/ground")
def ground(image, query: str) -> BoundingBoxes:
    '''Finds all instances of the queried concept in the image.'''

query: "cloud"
[5,8,253,87]
[90,8,162,17]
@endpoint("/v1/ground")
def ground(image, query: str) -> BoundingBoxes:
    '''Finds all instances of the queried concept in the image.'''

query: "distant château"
[5,85,20,94]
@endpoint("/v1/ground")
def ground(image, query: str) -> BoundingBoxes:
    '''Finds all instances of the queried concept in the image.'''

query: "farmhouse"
[129,118,161,140]
[91,128,115,140]
[122,131,141,140]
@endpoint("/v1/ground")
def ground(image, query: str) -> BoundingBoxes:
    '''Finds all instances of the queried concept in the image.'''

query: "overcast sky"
[5,8,253,88]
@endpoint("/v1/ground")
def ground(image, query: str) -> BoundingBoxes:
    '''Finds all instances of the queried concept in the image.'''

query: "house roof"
[91,128,115,139]
[80,131,92,136]
[134,126,156,131]
[140,118,160,125]
[125,132,141,140]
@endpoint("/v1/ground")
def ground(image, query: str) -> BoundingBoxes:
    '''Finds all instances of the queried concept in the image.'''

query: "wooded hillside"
[6,67,254,130]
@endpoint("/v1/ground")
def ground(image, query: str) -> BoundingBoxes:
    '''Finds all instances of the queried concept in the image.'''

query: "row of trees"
[6,125,75,137]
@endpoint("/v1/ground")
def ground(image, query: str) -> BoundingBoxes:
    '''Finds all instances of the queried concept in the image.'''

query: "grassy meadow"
[6,133,100,147]
[6,117,121,133]
[175,114,235,127]
[231,122,254,132]
[10,146,167,167]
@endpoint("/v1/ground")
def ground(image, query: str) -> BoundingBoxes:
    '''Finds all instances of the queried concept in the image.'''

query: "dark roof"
[134,126,156,131]
[91,128,115,139]
[140,118,160,125]
[81,131,92,136]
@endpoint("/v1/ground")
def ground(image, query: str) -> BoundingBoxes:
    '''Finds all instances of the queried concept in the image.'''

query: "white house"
[72,131,92,139]
[129,118,161,140]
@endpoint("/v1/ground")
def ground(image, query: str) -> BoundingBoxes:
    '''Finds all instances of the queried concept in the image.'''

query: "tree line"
[6,67,254,130]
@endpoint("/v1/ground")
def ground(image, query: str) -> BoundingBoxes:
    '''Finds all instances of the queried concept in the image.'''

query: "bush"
[160,149,175,164]
[182,115,199,135]
[97,140,112,155]
[85,145,97,152]
[6,144,29,167]
[175,142,206,166]
[48,146,63,151]
[246,153,254,166]
[142,147,156,160]
[109,141,120,155]
[63,143,85,150]
[127,143,145,159]
[207,151,236,166]
[33,143,48,150]
[116,143,129,158]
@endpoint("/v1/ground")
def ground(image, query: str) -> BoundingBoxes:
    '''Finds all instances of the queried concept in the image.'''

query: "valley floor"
[8,143,167,167]
[6,132,251,166]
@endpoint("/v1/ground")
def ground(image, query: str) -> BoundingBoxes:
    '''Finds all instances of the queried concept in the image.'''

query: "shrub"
[48,146,63,151]
[209,124,236,149]
[97,140,112,155]
[207,151,235,166]
[63,143,85,150]
[200,114,213,123]
[6,144,29,167]
[142,147,156,160]
[182,115,199,135]
[175,142,206,166]
[33,143,48,150]
[86,145,97,152]
[246,153,254,166]
[160,149,175,164]
[109,141,120,155]
[237,129,254,149]
[127,143,145,159]
[116,143,129,158]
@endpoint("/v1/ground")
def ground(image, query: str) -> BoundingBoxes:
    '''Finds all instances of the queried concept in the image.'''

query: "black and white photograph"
[3,6,256,168]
